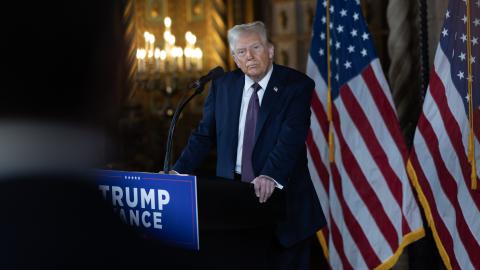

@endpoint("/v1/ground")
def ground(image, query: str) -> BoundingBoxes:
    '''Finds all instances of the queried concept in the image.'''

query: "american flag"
[408,0,480,269]
[305,0,424,269]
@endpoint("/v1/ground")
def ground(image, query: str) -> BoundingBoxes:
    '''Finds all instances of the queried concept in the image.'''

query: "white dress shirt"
[234,66,283,189]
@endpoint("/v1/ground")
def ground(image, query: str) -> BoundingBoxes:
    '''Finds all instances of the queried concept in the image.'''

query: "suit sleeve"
[259,77,314,186]
[172,80,217,174]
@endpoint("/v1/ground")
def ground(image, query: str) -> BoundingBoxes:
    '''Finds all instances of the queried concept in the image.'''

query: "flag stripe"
[369,59,397,111]
[307,129,330,220]
[333,101,403,262]
[311,91,329,139]
[307,130,329,190]
[342,82,415,242]
[348,67,411,196]
[362,65,408,159]
[307,55,328,108]
[416,111,480,267]
[431,48,480,212]
[341,83,406,232]
[330,216,354,270]
[329,157,370,270]
[428,69,480,212]
[431,46,480,217]
[330,162,380,268]
[431,65,474,190]
[349,66,409,188]
[409,151,462,270]
[412,130,474,270]
[333,101,399,254]
[347,67,419,235]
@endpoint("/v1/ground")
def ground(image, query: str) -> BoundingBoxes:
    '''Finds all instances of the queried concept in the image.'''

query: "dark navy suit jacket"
[174,63,326,247]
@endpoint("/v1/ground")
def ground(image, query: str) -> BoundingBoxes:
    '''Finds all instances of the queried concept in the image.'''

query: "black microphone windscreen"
[207,66,225,80]
[189,66,225,90]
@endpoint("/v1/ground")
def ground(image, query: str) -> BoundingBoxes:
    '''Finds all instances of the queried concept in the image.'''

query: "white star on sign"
[459,52,466,61]
[458,71,465,79]
[344,61,352,69]
[361,48,367,57]
[340,9,347,17]
[347,45,355,53]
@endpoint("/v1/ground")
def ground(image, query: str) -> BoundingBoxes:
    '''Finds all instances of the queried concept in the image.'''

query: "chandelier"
[136,17,203,93]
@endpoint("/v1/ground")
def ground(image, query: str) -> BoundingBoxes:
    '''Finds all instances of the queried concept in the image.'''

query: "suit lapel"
[255,64,283,143]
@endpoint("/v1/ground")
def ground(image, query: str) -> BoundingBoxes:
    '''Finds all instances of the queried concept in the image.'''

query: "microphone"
[163,66,225,174]
[189,66,224,92]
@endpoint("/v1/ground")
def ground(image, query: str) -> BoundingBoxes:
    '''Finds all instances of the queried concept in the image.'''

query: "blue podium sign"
[94,170,199,250]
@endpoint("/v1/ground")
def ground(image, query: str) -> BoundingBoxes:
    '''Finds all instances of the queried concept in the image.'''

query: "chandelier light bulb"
[164,17,172,28]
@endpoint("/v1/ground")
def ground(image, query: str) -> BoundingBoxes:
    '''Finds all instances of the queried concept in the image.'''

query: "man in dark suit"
[173,21,326,269]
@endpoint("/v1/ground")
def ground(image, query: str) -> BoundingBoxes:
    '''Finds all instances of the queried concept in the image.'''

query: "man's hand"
[251,175,275,203]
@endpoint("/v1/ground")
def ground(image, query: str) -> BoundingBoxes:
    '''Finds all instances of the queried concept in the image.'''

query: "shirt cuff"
[260,174,284,189]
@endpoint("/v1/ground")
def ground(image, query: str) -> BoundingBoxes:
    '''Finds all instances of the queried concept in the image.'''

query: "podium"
[0,171,285,269]
[150,175,286,269]
[196,176,285,229]
[94,170,286,269]
[189,176,285,268]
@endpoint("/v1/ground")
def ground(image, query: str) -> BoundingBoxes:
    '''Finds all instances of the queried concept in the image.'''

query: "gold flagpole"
[466,0,477,190]
[326,0,335,162]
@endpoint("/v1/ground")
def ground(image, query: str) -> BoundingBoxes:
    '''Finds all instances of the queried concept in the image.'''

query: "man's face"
[232,32,274,82]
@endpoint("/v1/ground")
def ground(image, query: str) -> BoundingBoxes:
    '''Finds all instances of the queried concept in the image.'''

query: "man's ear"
[268,44,274,60]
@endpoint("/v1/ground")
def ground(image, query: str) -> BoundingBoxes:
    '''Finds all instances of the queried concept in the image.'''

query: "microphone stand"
[163,83,206,174]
